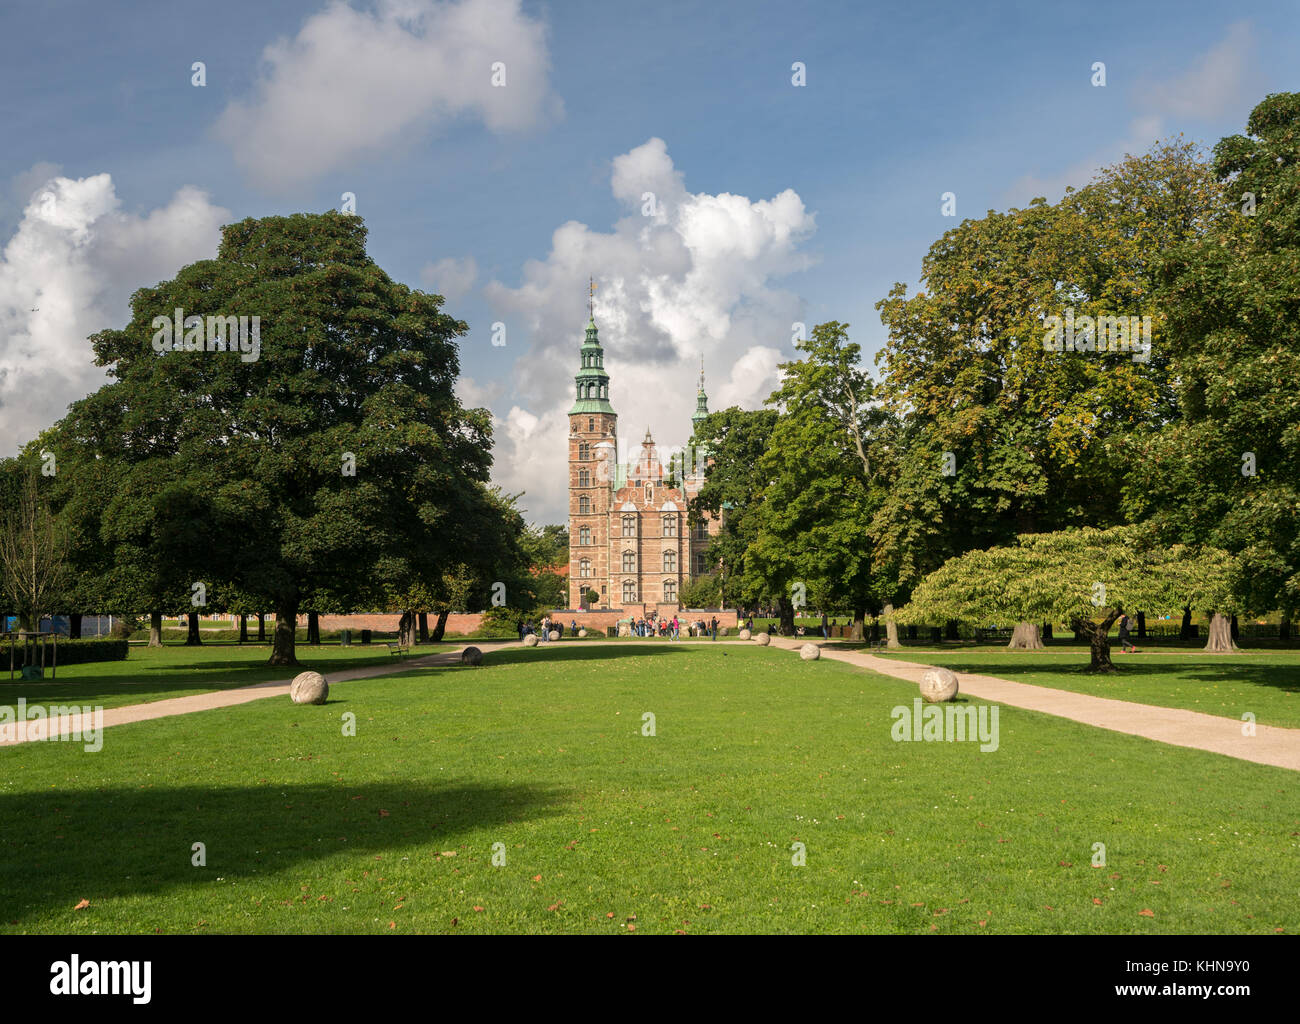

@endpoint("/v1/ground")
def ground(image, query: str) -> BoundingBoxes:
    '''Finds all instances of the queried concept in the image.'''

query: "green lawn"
[2,644,1296,934]
[874,647,1300,729]
[0,644,409,713]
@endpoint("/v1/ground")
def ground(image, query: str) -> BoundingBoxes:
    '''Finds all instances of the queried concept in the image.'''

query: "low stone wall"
[547,608,738,631]
[313,613,485,634]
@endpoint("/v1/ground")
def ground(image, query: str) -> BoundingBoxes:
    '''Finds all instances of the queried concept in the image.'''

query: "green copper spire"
[570,308,615,415]
[691,356,709,429]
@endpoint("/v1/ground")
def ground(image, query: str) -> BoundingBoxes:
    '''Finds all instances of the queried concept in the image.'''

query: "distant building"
[567,315,721,611]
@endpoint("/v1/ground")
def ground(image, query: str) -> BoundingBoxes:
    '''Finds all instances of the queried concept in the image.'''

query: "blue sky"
[0,0,1294,523]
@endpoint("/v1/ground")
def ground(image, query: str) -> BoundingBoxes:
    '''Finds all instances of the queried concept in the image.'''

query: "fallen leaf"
[1093,898,1103,905]
[73,899,89,911]
[473,906,484,912]
[388,921,396,929]
[1138,909,1155,918]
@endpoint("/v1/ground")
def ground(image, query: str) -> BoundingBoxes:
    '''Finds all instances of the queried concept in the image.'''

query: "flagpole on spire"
[588,276,595,320]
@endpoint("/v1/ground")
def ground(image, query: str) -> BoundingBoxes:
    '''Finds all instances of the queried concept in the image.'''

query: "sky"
[0,0,1295,525]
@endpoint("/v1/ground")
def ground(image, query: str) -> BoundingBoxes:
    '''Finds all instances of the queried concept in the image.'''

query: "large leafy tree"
[873,140,1224,646]
[1125,93,1300,641]
[689,406,780,613]
[56,212,492,665]
[896,526,1237,670]
[748,322,888,638]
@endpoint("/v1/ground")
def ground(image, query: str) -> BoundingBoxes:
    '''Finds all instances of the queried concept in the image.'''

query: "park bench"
[869,637,889,652]
[387,639,410,658]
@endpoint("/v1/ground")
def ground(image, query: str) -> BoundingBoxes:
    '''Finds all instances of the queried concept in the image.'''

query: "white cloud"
[483,137,816,524]
[1137,21,1261,121]
[421,255,478,301]
[0,174,229,453]
[214,0,561,191]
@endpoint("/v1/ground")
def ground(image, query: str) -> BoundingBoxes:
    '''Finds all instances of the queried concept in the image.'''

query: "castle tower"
[569,314,617,609]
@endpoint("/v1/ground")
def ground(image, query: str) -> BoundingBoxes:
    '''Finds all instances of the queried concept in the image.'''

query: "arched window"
[579,526,591,545]
[621,515,636,537]
[600,384,607,398]
[664,580,677,603]
[622,550,635,572]
[579,496,591,514]
[662,514,677,537]
[579,469,590,487]
[579,558,592,578]
[623,580,637,603]
[663,550,676,573]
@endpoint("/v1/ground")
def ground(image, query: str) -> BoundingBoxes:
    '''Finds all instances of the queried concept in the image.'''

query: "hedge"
[5,636,129,666]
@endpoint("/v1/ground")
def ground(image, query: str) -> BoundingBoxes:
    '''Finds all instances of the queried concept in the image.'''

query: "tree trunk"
[1008,621,1043,650]
[1281,610,1292,642]
[883,601,902,648]
[1230,614,1240,643]
[869,618,880,642]
[306,611,321,645]
[269,598,299,666]
[431,609,450,643]
[1072,622,1086,642]
[944,619,959,641]
[239,614,248,644]
[186,611,202,646]
[1136,611,1146,640]
[850,608,865,642]
[1204,611,1238,652]
[777,596,795,637]
[418,612,429,642]
[399,611,418,647]
[1042,622,1053,640]
[1074,617,1117,672]
[149,609,163,647]
[1180,606,1193,640]
[257,613,266,641]
[69,613,82,640]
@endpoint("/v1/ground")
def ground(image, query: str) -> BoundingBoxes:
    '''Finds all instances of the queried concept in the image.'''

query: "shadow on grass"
[0,779,571,924]
[482,644,698,667]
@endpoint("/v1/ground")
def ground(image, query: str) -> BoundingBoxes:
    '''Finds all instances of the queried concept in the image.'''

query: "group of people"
[518,615,580,642]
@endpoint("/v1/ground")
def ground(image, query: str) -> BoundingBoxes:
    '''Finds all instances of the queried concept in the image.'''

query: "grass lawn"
[873,647,1300,729]
[0,644,414,714]
[1,644,1296,935]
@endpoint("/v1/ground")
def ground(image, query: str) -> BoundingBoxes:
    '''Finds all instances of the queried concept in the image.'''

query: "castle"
[567,314,722,612]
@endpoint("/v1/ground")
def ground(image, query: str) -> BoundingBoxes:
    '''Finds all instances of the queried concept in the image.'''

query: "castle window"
[663,550,676,573]
[621,515,636,537]
[662,514,677,537]
[579,496,591,514]
[579,526,591,545]
[623,580,637,603]
[579,442,590,460]
[664,580,677,603]
[579,469,590,487]
[588,418,594,432]
[579,558,592,578]
[600,384,607,398]
[622,550,635,572]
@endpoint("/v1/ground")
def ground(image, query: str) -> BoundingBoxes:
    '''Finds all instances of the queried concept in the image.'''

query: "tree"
[873,139,1224,645]
[58,212,493,666]
[0,462,70,633]
[895,526,1238,671]
[1124,94,1300,635]
[678,573,721,608]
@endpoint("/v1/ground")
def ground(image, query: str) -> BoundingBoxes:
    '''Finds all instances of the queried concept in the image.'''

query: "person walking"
[821,611,828,640]
[1118,614,1137,654]
[710,616,718,641]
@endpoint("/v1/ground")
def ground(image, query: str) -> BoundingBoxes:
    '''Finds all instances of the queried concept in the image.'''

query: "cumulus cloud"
[483,137,816,524]
[214,0,561,191]
[0,173,229,453]
[421,255,478,301]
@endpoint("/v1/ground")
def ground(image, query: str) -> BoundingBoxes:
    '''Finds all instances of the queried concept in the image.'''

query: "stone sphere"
[799,643,820,661]
[289,671,328,705]
[460,646,483,666]
[919,667,959,703]
[578,628,587,638]
[523,634,539,647]
[618,625,631,637]
[754,632,770,646]
[738,628,752,640]
[548,630,560,641]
